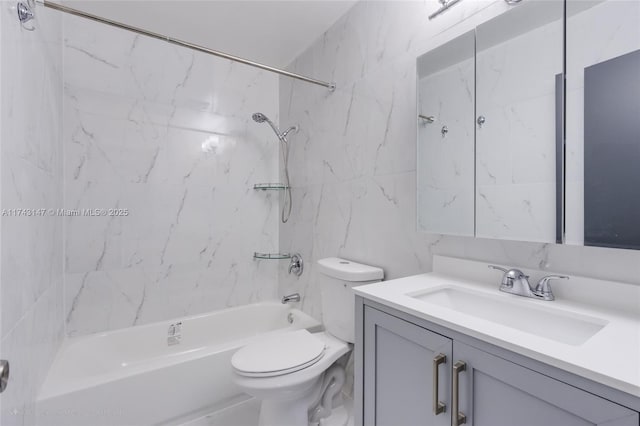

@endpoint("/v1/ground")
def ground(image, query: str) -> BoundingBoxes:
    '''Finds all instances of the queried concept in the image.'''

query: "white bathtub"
[36,302,322,426]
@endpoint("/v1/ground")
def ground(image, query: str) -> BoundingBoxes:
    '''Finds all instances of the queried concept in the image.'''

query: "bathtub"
[36,302,322,426]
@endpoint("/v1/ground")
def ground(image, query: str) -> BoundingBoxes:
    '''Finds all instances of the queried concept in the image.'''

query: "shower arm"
[25,0,337,91]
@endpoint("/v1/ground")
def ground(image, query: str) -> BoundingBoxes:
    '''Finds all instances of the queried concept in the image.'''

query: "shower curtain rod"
[38,0,337,91]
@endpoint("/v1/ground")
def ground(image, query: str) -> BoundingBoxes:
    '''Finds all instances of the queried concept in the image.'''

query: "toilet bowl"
[231,257,383,426]
[232,331,350,426]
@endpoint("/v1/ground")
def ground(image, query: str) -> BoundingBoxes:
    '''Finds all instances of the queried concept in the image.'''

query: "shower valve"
[288,253,304,276]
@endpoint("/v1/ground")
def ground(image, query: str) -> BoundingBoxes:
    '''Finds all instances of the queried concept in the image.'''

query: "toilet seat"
[232,329,326,378]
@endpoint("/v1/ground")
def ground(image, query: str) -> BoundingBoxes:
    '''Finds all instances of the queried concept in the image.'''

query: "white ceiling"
[61,0,357,68]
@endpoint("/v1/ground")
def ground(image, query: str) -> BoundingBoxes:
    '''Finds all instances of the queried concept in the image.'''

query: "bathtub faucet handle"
[281,293,301,304]
[288,253,304,276]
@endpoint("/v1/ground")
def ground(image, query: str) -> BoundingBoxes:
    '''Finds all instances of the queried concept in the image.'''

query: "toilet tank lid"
[317,257,384,282]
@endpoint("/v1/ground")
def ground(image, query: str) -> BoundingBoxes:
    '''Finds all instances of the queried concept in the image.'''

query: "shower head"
[252,112,279,135]
[252,113,269,123]
[252,112,298,142]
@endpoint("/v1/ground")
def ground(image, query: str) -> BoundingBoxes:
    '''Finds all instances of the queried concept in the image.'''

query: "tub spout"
[281,293,301,304]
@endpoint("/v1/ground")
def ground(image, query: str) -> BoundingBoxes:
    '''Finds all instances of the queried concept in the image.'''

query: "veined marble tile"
[65,255,280,336]
[64,181,123,274]
[476,182,556,243]
[1,4,64,426]
[476,13,562,109]
[64,14,278,118]
[475,93,557,186]
[63,13,280,336]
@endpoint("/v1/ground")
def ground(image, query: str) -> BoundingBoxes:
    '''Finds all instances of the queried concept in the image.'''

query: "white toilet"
[231,257,383,426]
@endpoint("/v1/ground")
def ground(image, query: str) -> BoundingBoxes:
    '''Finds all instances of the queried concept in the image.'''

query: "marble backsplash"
[63,15,281,336]
[278,0,640,323]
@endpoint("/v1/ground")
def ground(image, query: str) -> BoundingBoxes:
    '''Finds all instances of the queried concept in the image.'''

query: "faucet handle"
[534,275,569,301]
[488,265,508,273]
[288,253,304,277]
[488,265,528,289]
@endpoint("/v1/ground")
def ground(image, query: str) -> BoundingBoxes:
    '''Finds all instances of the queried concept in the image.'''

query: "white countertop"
[354,256,640,397]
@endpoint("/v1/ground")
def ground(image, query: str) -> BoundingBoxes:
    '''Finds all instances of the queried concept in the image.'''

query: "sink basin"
[408,287,608,346]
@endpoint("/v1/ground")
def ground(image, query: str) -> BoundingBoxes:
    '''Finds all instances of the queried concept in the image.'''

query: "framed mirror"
[416,31,475,237]
[565,0,640,249]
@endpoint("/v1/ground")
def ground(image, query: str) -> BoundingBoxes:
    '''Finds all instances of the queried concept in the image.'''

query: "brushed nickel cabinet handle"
[433,353,447,415]
[452,361,467,426]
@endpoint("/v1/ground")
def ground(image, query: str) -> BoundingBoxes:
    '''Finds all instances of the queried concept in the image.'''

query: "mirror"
[474,1,564,243]
[417,31,475,237]
[416,1,564,243]
[565,0,640,249]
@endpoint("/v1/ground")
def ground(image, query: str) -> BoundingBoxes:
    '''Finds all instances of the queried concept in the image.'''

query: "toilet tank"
[317,258,384,343]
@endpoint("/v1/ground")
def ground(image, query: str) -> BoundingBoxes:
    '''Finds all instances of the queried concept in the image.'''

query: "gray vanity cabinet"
[363,306,452,426]
[454,341,638,426]
[359,304,639,426]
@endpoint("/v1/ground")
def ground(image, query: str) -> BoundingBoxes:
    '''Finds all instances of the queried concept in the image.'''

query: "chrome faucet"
[488,265,569,301]
[281,293,301,304]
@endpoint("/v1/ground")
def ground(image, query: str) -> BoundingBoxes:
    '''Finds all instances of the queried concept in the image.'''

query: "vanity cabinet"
[362,306,452,426]
[358,303,639,426]
[454,341,638,426]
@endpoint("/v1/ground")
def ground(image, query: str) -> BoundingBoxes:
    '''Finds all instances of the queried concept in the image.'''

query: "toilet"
[231,257,383,426]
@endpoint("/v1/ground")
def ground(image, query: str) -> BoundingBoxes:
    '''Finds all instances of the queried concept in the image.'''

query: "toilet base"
[259,398,313,426]
[257,364,346,426]
[257,375,323,426]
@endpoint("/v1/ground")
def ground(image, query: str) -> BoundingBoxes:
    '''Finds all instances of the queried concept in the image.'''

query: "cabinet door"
[453,341,639,426]
[363,306,452,426]
[474,0,564,243]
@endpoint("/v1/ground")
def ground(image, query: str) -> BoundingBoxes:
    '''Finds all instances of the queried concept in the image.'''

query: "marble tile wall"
[0,4,64,425]
[278,0,640,323]
[63,15,281,336]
